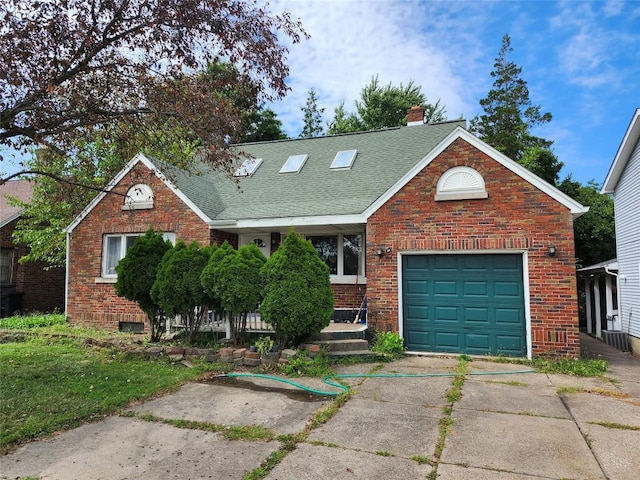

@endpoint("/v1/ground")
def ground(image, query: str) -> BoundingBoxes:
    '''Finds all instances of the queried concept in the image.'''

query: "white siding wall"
[614,137,640,339]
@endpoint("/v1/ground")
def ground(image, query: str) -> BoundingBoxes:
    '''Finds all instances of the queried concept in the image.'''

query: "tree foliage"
[0,0,306,176]
[470,34,553,162]
[241,108,288,143]
[299,88,325,138]
[558,178,616,267]
[260,230,334,347]
[519,146,564,186]
[200,242,266,344]
[151,241,210,344]
[114,229,172,342]
[327,76,446,134]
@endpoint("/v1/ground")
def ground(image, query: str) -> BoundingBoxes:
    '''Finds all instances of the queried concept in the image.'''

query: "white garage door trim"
[397,249,532,359]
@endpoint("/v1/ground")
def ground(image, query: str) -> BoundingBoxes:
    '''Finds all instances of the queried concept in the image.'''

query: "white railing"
[167,310,273,338]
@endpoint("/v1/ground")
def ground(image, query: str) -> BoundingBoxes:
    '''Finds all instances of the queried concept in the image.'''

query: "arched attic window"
[435,166,488,201]
[122,183,154,210]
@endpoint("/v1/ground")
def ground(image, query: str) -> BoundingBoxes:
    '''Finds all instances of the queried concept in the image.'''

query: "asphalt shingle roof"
[170,121,464,222]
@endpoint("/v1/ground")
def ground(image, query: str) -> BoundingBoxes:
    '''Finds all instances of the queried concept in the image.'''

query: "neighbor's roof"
[0,179,33,228]
[602,108,640,194]
[577,258,618,274]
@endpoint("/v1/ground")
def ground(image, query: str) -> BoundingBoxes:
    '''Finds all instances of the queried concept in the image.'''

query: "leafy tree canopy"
[558,177,616,267]
[299,88,325,138]
[327,75,446,134]
[0,0,306,179]
[114,228,172,342]
[519,146,564,186]
[470,34,552,161]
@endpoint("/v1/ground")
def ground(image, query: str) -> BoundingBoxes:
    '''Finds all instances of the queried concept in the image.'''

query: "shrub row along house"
[65,107,588,357]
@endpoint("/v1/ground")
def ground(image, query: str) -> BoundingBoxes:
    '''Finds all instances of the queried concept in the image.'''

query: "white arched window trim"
[435,166,488,201]
[122,183,154,210]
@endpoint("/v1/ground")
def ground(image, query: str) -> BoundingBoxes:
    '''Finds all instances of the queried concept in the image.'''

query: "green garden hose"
[220,369,537,397]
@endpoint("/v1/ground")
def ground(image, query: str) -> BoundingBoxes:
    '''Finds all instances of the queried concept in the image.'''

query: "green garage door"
[402,254,527,357]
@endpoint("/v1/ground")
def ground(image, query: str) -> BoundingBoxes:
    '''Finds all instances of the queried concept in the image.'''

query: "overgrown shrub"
[200,241,266,344]
[151,241,210,344]
[115,229,172,342]
[260,229,334,348]
[371,331,405,359]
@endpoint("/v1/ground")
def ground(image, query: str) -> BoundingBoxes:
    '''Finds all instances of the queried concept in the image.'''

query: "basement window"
[280,154,308,174]
[330,149,357,170]
[234,158,263,177]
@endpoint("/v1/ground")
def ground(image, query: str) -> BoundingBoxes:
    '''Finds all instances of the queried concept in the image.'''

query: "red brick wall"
[332,283,367,309]
[367,138,580,357]
[67,162,214,331]
[1,218,65,315]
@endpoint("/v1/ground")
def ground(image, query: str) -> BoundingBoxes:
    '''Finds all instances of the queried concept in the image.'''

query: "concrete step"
[313,339,370,353]
[325,349,375,358]
[313,329,367,342]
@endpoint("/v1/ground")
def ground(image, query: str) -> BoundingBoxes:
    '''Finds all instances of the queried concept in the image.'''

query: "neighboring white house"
[602,108,640,354]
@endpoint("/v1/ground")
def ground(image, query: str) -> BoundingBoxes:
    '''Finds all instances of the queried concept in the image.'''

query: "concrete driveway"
[1,334,639,480]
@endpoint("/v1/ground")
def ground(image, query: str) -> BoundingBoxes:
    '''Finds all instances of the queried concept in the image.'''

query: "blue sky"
[268,0,640,186]
[1,0,638,187]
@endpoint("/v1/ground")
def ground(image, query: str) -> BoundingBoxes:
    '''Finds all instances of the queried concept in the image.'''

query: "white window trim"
[97,232,175,282]
[435,166,488,201]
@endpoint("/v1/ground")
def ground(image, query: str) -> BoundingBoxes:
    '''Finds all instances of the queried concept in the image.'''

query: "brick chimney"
[406,105,425,126]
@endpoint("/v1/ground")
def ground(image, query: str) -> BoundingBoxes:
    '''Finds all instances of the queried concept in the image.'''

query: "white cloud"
[268,0,487,136]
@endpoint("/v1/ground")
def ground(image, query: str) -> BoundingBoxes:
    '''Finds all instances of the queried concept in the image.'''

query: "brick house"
[65,111,587,357]
[1,179,65,316]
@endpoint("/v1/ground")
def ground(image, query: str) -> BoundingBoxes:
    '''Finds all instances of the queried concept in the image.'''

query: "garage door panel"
[465,333,491,350]
[464,307,490,323]
[495,307,524,324]
[463,281,488,296]
[434,306,458,322]
[494,282,522,298]
[434,331,461,349]
[434,280,457,296]
[406,305,429,319]
[403,254,526,356]
[495,335,526,355]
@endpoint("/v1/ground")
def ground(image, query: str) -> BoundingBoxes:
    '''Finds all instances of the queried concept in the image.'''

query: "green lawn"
[0,334,225,452]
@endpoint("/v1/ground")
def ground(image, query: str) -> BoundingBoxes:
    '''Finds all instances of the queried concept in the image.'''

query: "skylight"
[280,154,308,174]
[330,149,357,170]
[234,158,263,177]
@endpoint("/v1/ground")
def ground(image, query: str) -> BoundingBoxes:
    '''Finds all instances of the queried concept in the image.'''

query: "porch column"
[584,277,593,335]
[594,275,602,339]
[605,274,614,330]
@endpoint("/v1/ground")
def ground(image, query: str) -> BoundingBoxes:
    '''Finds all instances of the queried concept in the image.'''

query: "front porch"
[167,310,368,339]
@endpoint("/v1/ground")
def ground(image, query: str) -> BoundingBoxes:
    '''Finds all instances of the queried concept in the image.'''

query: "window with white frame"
[102,232,175,277]
[307,234,364,277]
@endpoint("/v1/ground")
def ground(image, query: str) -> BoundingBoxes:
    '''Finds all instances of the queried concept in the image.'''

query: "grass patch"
[0,335,225,452]
[488,355,608,377]
[0,313,66,330]
[131,413,277,441]
[375,450,394,457]
[411,455,434,465]
[278,350,334,377]
[588,421,640,431]
[484,380,528,387]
